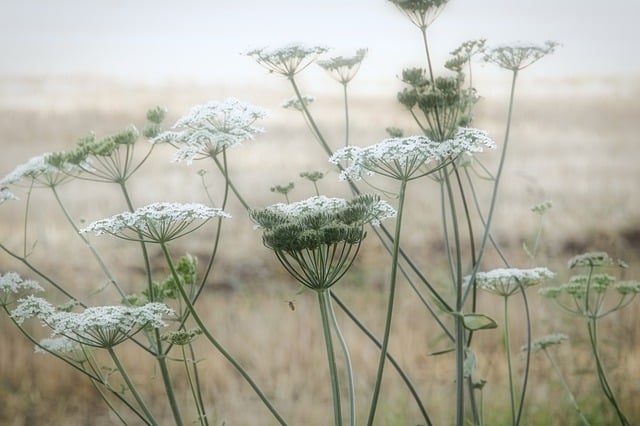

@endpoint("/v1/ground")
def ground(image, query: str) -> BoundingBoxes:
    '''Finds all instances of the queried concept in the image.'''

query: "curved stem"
[366,179,407,425]
[503,296,517,425]
[318,290,343,425]
[516,286,532,425]
[542,349,590,426]
[159,242,288,425]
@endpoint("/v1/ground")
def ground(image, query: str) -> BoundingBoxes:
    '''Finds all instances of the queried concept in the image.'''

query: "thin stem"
[366,179,407,425]
[342,82,351,147]
[108,347,158,426]
[318,290,343,426]
[515,286,531,426]
[503,296,517,425]
[326,289,355,426]
[181,345,207,425]
[542,349,590,426]
[159,242,288,425]
[587,318,629,425]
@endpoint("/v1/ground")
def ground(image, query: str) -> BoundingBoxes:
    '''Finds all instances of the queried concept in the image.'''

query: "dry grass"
[1,74,639,425]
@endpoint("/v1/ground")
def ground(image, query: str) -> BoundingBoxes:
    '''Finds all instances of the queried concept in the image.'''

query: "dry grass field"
[1,72,639,425]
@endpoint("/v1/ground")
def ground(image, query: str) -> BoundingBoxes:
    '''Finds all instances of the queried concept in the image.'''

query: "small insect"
[287,300,296,311]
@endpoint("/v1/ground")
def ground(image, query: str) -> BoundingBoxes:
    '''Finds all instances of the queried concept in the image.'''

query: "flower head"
[469,267,555,297]
[317,48,368,84]
[388,0,449,30]
[568,251,615,269]
[282,95,315,112]
[245,43,329,77]
[521,333,568,354]
[81,202,230,242]
[1,153,82,187]
[484,41,558,72]
[35,336,82,356]
[330,128,494,181]
[153,98,268,163]
[251,195,395,290]
[0,273,43,307]
[13,297,174,348]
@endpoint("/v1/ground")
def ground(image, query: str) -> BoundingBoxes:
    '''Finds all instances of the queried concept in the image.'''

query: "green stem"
[503,296,517,425]
[108,347,158,426]
[542,349,590,426]
[326,289,354,426]
[342,82,350,147]
[318,290,343,426]
[181,345,207,425]
[159,242,288,425]
[366,179,407,425]
[587,318,629,425]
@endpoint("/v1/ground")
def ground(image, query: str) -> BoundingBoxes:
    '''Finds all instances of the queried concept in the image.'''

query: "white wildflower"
[81,202,231,242]
[35,336,81,355]
[468,267,555,297]
[11,295,57,324]
[0,273,43,306]
[0,187,18,204]
[484,41,558,71]
[0,153,81,187]
[152,98,268,163]
[245,43,329,76]
[317,48,368,84]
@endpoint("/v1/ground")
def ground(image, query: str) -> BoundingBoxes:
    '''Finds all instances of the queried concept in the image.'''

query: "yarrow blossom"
[330,128,494,181]
[245,43,329,77]
[468,267,555,297]
[484,41,558,71]
[0,272,43,306]
[12,296,174,348]
[81,202,230,242]
[152,98,268,163]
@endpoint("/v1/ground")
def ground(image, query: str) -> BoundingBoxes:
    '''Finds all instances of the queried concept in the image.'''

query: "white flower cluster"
[0,272,43,306]
[330,128,494,181]
[81,202,230,242]
[246,43,329,76]
[469,267,555,297]
[152,98,268,163]
[0,153,82,187]
[484,41,558,71]
[261,195,396,226]
[12,296,174,348]
[0,187,18,204]
[35,336,81,355]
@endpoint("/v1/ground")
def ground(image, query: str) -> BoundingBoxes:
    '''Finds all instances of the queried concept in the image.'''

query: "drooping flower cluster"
[330,128,494,181]
[484,41,558,72]
[0,272,43,306]
[81,202,230,242]
[251,195,395,290]
[245,44,329,77]
[12,296,174,348]
[468,267,555,297]
[152,98,268,163]
[317,48,368,84]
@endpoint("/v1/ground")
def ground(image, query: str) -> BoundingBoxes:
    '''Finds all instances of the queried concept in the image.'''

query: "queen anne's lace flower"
[0,153,82,187]
[330,128,494,181]
[317,48,368,84]
[35,336,82,355]
[12,297,174,348]
[81,202,230,242]
[469,267,555,297]
[388,0,449,30]
[245,43,329,77]
[152,98,268,163]
[0,273,43,306]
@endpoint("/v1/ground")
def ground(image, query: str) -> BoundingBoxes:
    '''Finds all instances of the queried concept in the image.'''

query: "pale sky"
[1,0,638,84]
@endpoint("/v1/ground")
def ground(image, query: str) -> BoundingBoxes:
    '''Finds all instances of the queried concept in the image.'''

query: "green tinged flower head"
[388,0,449,30]
[251,195,395,290]
[245,43,329,77]
[12,296,174,348]
[152,98,268,163]
[317,48,368,84]
[469,267,555,297]
[531,200,553,215]
[484,41,558,72]
[0,152,83,188]
[161,328,203,346]
[445,39,486,74]
[81,202,231,243]
[330,129,494,181]
[568,251,615,269]
[282,95,315,112]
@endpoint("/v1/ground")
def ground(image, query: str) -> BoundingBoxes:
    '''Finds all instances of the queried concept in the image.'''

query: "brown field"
[1,73,639,425]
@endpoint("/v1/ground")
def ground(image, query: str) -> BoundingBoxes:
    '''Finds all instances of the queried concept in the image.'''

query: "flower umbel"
[245,44,329,77]
[469,267,555,297]
[317,48,368,84]
[153,98,268,163]
[388,0,449,30]
[0,153,82,188]
[521,333,568,354]
[484,41,558,71]
[0,272,43,307]
[81,202,230,243]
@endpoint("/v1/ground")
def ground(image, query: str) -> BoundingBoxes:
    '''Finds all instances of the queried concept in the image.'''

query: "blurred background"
[1,1,639,424]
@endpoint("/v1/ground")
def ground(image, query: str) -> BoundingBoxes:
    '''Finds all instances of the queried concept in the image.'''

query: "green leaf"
[462,313,497,331]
